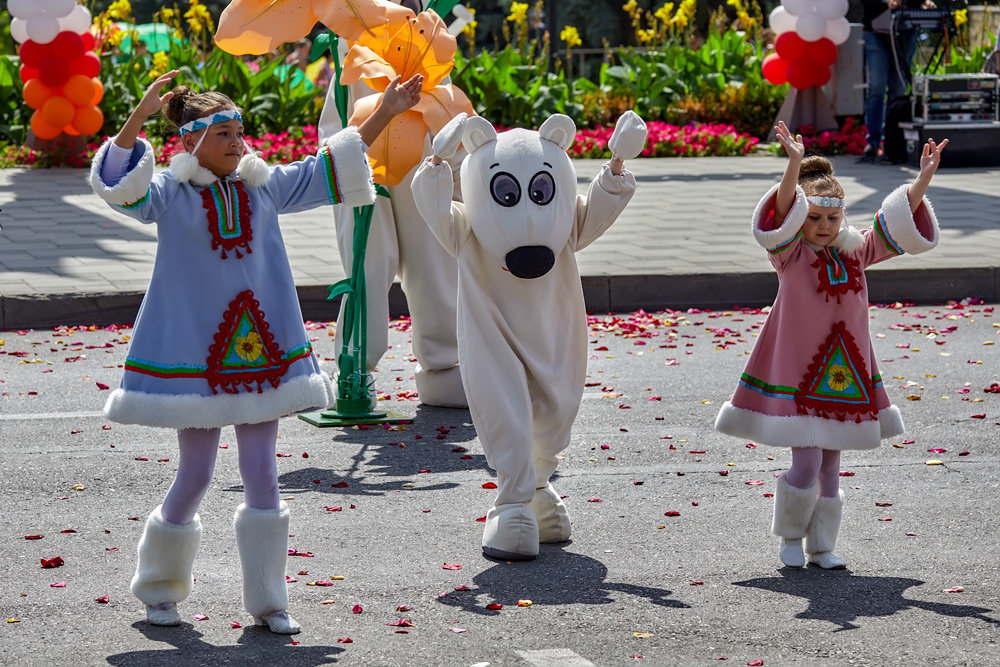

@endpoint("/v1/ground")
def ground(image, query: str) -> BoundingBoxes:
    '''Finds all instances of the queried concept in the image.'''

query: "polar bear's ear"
[538,114,576,151]
[462,116,497,154]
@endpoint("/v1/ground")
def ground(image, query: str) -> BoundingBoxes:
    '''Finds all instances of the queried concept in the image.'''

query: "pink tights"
[784,447,841,498]
[160,420,281,525]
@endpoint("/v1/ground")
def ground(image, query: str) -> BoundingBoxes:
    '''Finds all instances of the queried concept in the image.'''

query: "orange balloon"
[41,95,75,128]
[73,105,104,135]
[23,78,55,110]
[90,78,104,105]
[31,111,63,140]
[62,74,95,106]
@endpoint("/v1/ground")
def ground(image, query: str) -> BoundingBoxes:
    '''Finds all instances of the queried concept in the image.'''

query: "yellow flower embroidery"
[234,332,264,363]
[826,365,854,392]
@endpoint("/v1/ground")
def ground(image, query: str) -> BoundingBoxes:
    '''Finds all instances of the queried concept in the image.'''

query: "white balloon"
[26,12,60,44]
[818,0,849,20]
[7,0,39,21]
[796,10,826,42]
[10,17,30,44]
[826,16,852,45]
[38,0,79,19]
[782,0,813,17]
[769,6,797,35]
[58,5,92,35]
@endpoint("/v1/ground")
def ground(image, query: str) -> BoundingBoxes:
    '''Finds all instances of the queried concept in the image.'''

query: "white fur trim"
[878,183,939,255]
[772,476,818,539]
[833,222,866,254]
[752,184,809,251]
[168,151,218,186]
[130,506,202,606]
[322,125,376,207]
[103,372,334,429]
[237,152,271,188]
[806,490,844,555]
[90,138,155,206]
[234,502,290,617]
[715,401,902,450]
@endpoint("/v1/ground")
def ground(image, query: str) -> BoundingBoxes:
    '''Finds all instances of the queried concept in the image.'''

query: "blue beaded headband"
[179,109,243,136]
[806,195,845,208]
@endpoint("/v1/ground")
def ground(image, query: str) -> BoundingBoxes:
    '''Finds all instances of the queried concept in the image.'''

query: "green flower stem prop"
[300,34,406,427]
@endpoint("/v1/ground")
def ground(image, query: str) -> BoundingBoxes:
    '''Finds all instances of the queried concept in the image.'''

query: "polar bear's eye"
[528,171,555,205]
[490,172,521,207]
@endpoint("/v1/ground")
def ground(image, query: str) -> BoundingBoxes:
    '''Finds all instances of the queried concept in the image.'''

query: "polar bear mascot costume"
[411,111,647,559]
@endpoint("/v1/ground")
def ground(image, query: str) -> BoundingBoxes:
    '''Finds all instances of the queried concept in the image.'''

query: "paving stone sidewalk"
[1,154,998,328]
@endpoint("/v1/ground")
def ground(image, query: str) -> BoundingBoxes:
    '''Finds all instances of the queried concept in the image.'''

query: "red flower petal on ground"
[41,556,64,568]
[326,506,343,512]
[396,605,411,611]
[664,511,680,517]
[50,582,66,588]
[231,621,243,629]
[452,447,467,453]
[878,516,892,521]
[745,480,764,486]
[451,628,467,633]
[971,414,986,419]
[417,469,431,473]
[387,619,414,627]
[482,482,498,489]
[442,563,462,570]
[486,603,503,610]
[959,451,970,456]
[690,581,704,586]
[588,497,603,502]
[337,637,353,643]
[928,448,946,453]
[194,614,209,621]
[352,604,363,614]
[748,661,764,666]
[475,516,486,522]
[839,471,855,476]
[95,595,109,603]
[332,481,349,488]
[718,470,729,476]
[25,535,43,540]
[96,382,110,390]
[454,585,471,591]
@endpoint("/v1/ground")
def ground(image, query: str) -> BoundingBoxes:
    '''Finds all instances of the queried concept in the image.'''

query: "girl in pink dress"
[716,121,947,570]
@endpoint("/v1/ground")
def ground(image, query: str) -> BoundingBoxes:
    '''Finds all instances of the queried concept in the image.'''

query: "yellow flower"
[560,25,582,48]
[623,0,639,15]
[955,8,967,27]
[507,2,529,25]
[234,332,264,363]
[108,0,132,21]
[637,28,656,44]
[825,365,855,392]
[462,19,478,40]
[654,3,675,22]
[672,0,696,28]
[185,1,214,35]
[149,51,170,79]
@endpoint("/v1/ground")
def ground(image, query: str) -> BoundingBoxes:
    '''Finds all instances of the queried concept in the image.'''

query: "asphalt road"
[1,302,998,666]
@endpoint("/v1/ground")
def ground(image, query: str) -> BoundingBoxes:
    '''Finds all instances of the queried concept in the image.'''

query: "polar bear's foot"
[528,484,572,543]
[415,365,468,408]
[482,503,539,560]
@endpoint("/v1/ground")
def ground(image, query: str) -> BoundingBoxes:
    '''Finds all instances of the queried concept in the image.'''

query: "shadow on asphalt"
[228,405,488,497]
[436,548,689,615]
[733,570,1000,632]
[105,621,344,665]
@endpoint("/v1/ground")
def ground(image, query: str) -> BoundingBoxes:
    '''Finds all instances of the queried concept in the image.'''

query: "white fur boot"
[806,491,847,569]
[415,364,468,408]
[233,502,301,634]
[482,503,539,560]
[130,506,202,626]
[527,484,572,543]
[772,476,819,568]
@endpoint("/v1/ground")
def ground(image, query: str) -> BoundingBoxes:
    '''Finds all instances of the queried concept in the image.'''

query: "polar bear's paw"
[415,365,468,408]
[528,484,572,543]
[482,503,539,560]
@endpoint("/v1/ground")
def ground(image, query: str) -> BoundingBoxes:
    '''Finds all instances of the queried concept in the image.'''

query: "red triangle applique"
[795,321,877,422]
[206,290,288,394]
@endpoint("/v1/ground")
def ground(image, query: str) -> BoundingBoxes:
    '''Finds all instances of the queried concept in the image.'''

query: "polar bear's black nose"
[505,245,555,279]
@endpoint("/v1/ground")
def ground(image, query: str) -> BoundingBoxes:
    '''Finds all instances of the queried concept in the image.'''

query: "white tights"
[785,447,841,498]
[160,420,280,525]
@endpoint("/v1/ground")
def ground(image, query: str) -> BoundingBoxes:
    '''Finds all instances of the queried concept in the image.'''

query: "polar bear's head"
[459,114,577,279]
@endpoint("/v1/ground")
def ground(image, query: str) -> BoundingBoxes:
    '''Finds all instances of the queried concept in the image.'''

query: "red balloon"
[50,32,85,61]
[39,58,71,88]
[806,38,838,67]
[775,32,806,61]
[20,64,40,83]
[19,40,45,68]
[762,53,789,86]
[82,31,96,51]
[786,59,817,90]
[70,52,101,78]
[811,63,832,88]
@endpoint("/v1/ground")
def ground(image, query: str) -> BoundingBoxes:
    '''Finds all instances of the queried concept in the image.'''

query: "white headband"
[806,195,845,208]
[179,109,243,136]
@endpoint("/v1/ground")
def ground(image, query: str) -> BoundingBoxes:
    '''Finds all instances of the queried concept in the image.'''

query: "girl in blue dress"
[91,69,422,633]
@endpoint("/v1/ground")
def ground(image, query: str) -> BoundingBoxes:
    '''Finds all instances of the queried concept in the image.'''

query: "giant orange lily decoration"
[341,9,475,185]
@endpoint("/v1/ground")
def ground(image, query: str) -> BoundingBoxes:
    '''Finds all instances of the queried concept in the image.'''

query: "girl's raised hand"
[380,74,423,116]
[135,70,181,121]
[775,120,805,162]
[919,137,949,178]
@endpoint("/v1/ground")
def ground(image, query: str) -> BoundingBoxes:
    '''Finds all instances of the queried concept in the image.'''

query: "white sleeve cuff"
[320,125,376,207]
[89,138,155,206]
[874,183,939,255]
[752,183,808,252]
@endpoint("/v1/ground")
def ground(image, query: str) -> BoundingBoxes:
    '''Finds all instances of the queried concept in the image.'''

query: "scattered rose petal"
[442,563,462,570]
[24,535,43,540]
[905,532,918,536]
[928,448,946,453]
[450,628,467,633]
[485,603,503,610]
[745,480,764,486]
[40,556,64,568]
[959,451,970,456]
[839,471,855,477]
[352,604,363,614]
[288,549,314,557]
[337,637,353,643]
[587,497,603,502]
[718,470,729,476]
[748,661,764,667]
[95,595,109,603]
[971,414,986,419]
[231,621,243,628]
[664,511,680,517]
[326,506,343,512]
[321,599,336,605]
[690,581,704,586]
[396,605,411,612]
[482,482,498,489]
[309,580,334,587]
[332,481,349,488]
[943,586,965,593]
[454,585,471,591]
[878,516,893,521]
[475,516,487,522]
[193,614,208,621]
[96,382,110,390]
[50,582,66,588]
[387,618,415,627]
